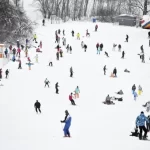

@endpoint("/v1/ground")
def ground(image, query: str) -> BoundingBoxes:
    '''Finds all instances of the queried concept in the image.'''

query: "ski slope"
[0,8,150,150]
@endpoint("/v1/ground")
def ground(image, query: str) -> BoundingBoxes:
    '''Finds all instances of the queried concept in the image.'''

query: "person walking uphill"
[60,110,72,137]
[136,111,149,140]
[34,100,41,114]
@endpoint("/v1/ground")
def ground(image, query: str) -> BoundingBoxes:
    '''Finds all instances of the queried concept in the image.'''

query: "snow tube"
[141,15,150,29]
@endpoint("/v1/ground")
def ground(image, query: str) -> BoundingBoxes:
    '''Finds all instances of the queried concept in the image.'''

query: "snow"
[0,3,150,150]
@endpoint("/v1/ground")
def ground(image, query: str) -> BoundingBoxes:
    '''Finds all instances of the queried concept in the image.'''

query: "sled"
[102,101,115,105]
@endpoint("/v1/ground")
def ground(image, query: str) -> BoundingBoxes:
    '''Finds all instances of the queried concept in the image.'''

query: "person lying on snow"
[130,127,139,137]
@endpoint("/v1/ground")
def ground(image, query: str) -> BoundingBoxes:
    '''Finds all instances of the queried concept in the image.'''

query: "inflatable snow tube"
[141,15,150,29]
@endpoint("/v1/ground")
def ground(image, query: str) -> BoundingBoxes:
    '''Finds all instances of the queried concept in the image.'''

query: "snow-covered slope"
[0,8,150,150]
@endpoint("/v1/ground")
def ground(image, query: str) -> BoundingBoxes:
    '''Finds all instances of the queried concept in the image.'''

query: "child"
[130,127,139,137]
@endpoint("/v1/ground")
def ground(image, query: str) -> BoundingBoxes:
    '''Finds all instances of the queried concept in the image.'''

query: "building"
[114,14,137,26]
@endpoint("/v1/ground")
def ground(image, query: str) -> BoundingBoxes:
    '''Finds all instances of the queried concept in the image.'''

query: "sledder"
[103,95,115,105]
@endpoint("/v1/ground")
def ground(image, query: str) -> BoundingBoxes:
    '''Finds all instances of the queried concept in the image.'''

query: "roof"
[118,14,136,18]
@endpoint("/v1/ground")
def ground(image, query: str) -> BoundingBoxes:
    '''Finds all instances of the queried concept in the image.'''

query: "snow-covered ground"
[0,4,150,150]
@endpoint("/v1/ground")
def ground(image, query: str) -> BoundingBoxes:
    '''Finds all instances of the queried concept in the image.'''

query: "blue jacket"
[64,115,72,129]
[136,114,148,126]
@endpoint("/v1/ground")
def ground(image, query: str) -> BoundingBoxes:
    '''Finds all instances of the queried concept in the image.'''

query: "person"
[95,24,98,31]
[33,34,37,43]
[146,116,150,131]
[34,100,41,113]
[100,43,103,51]
[116,90,123,95]
[42,19,45,26]
[138,85,143,95]
[136,111,148,140]
[36,46,42,53]
[113,67,117,77]
[132,84,136,94]
[55,82,59,94]
[44,78,50,88]
[0,68,2,79]
[130,127,139,137]
[60,49,63,57]
[18,59,22,69]
[63,29,65,36]
[49,58,53,66]
[105,95,114,105]
[121,51,125,59]
[104,51,109,57]
[86,29,90,37]
[70,67,73,77]
[74,86,80,99]
[56,51,59,60]
[4,48,8,58]
[133,91,138,100]
[71,30,74,37]
[124,69,130,73]
[97,46,100,55]
[69,46,72,54]
[140,45,144,53]
[69,93,76,105]
[26,61,32,70]
[84,44,87,52]
[112,43,117,51]
[96,43,99,51]
[103,65,107,75]
[5,69,9,79]
[146,102,150,112]
[118,44,121,51]
[58,29,61,34]
[66,44,70,53]
[81,41,84,48]
[60,110,72,137]
[39,41,42,49]
[77,33,80,40]
[125,34,129,42]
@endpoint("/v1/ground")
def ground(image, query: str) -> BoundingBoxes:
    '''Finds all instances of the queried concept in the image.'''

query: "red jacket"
[17,48,21,53]
[69,95,72,101]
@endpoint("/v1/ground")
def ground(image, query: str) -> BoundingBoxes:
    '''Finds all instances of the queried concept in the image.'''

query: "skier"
[42,19,45,26]
[118,44,121,51]
[113,67,117,77]
[74,86,80,99]
[138,85,143,95]
[132,84,136,94]
[5,69,9,79]
[0,68,2,79]
[104,51,109,57]
[84,44,87,52]
[95,24,98,31]
[70,67,73,77]
[55,82,59,94]
[81,41,84,48]
[34,100,41,113]
[60,110,72,137]
[71,30,74,37]
[18,59,22,69]
[136,111,148,140]
[44,78,50,88]
[69,93,76,105]
[103,65,107,75]
[125,34,129,42]
[77,33,80,40]
[121,51,125,59]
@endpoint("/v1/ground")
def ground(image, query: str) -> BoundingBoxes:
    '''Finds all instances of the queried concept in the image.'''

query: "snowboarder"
[103,65,107,75]
[42,19,45,26]
[34,100,41,113]
[60,110,72,137]
[125,34,129,42]
[136,111,148,140]
[113,67,117,77]
[74,86,80,99]
[71,30,74,37]
[69,93,76,105]
[5,69,9,79]
[55,82,59,94]
[44,78,50,88]
[121,51,125,59]
[70,67,73,77]
[138,85,143,95]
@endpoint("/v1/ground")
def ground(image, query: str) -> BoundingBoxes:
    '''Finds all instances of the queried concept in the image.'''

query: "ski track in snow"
[0,3,150,149]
